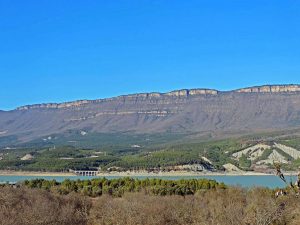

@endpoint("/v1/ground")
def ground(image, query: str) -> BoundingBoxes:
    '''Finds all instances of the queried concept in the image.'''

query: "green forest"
[21,177,226,197]
[1,131,300,172]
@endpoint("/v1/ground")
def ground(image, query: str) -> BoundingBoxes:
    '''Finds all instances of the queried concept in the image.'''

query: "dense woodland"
[22,177,225,197]
[1,178,300,225]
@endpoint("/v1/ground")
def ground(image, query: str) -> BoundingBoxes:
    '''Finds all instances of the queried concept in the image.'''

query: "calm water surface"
[0,175,297,188]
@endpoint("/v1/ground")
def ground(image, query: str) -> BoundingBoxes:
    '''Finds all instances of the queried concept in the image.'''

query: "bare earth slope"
[2,84,300,144]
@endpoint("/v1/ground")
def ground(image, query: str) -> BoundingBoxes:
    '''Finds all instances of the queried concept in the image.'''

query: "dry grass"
[1,186,300,225]
[0,187,91,225]
[89,188,300,225]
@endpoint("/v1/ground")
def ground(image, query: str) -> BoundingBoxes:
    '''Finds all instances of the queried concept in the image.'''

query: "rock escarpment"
[16,85,300,111]
[16,88,218,110]
[235,85,300,93]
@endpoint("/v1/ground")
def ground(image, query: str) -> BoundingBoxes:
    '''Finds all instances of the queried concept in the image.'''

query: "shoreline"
[0,171,75,177]
[0,170,285,177]
[96,171,276,177]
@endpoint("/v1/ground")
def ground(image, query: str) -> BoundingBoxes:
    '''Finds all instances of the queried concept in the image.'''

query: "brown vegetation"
[0,187,91,225]
[89,188,300,225]
[1,186,300,225]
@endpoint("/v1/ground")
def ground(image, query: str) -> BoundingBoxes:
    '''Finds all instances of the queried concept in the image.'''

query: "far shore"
[0,170,75,177]
[0,170,292,177]
[96,171,279,177]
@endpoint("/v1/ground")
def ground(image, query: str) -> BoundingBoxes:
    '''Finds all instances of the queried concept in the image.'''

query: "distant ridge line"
[15,84,300,111]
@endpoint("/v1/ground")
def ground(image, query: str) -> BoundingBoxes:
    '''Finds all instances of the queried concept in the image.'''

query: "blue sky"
[0,0,300,110]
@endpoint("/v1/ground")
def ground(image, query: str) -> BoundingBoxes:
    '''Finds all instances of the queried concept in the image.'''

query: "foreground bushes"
[2,178,300,225]
[0,187,91,225]
[89,188,300,225]
[1,186,300,225]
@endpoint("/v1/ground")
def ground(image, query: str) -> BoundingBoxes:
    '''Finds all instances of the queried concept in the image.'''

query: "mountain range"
[2,84,300,147]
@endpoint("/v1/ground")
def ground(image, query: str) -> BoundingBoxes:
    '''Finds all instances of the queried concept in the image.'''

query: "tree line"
[22,177,226,197]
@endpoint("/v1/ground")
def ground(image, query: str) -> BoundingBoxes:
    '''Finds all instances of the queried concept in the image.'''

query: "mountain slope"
[2,84,300,146]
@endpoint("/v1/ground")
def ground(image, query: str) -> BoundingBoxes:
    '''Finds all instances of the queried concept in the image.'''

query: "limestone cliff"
[15,85,300,111]
[16,88,218,110]
[235,85,300,93]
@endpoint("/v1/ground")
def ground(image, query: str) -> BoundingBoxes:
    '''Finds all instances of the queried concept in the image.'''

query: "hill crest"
[14,84,300,111]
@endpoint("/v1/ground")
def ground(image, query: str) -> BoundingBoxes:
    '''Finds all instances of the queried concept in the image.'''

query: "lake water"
[0,175,297,188]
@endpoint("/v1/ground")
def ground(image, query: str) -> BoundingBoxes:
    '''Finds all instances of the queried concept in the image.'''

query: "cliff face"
[16,88,218,110]
[15,85,300,111]
[2,84,300,145]
[235,85,300,93]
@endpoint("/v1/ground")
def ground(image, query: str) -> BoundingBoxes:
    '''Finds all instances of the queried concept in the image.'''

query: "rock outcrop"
[16,85,300,111]
[16,88,218,110]
[17,100,90,110]
[235,85,300,93]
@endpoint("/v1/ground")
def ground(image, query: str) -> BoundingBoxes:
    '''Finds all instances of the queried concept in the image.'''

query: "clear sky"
[0,0,300,110]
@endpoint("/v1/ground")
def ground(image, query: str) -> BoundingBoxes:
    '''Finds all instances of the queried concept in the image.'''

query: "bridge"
[73,170,99,176]
[71,168,101,176]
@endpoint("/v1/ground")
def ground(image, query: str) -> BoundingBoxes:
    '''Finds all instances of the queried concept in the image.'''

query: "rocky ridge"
[2,84,300,146]
[15,85,300,111]
[16,88,218,110]
[236,85,300,93]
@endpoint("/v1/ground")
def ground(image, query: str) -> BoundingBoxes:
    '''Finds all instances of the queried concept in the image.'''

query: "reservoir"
[0,175,296,188]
